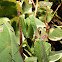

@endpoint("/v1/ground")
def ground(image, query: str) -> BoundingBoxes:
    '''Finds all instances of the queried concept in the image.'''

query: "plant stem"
[35,0,38,16]
[14,42,32,56]
[51,3,61,25]
[17,10,23,57]
[17,0,23,58]
[45,6,47,24]
[31,0,36,8]
[52,3,61,18]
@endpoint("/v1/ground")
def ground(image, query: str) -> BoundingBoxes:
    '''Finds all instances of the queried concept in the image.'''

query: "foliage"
[0,18,23,62]
[0,0,62,62]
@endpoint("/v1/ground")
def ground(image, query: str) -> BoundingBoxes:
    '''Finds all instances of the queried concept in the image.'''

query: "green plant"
[0,0,62,62]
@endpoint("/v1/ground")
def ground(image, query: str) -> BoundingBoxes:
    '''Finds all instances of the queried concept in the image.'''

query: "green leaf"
[11,17,19,25]
[39,11,52,23]
[0,17,10,22]
[38,1,53,23]
[16,1,23,13]
[22,2,32,14]
[28,24,34,39]
[0,1,17,18]
[8,0,23,13]
[47,11,52,23]
[29,16,39,35]
[15,28,20,44]
[25,17,34,39]
[0,0,23,13]
[33,17,46,28]
[49,50,62,62]
[0,18,23,62]
[11,17,20,44]
[25,57,37,62]
[25,17,31,26]
[24,0,29,4]
[21,16,45,39]
[1,0,16,2]
[38,1,53,10]
[29,16,45,33]
[20,17,34,39]
[24,0,32,4]
[49,28,62,41]
[34,39,49,62]
[21,17,28,38]
[44,42,51,56]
